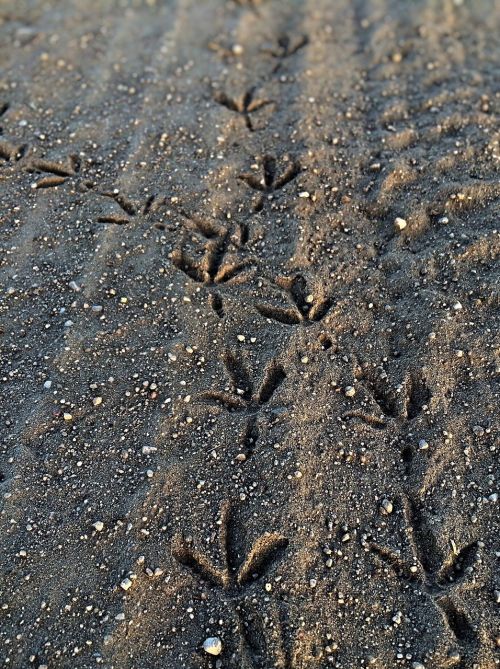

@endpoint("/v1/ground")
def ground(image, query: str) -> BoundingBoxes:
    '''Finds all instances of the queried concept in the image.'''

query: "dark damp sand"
[0,1,499,667]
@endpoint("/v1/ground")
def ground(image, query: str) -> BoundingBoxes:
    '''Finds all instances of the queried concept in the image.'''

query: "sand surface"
[0,1,499,667]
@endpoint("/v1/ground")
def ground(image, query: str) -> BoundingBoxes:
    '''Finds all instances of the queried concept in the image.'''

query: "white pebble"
[43,380,52,389]
[344,386,356,397]
[93,521,104,532]
[418,439,429,450]
[394,217,407,231]
[120,578,132,591]
[380,499,393,514]
[203,637,222,656]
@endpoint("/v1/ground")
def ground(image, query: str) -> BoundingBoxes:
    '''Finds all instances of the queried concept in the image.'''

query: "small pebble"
[344,386,356,397]
[43,380,52,389]
[418,439,429,450]
[394,217,407,231]
[120,578,132,591]
[380,499,393,515]
[494,589,500,604]
[203,637,222,656]
[93,397,103,407]
[412,663,425,669]
[69,280,81,292]
[63,413,73,421]
[392,611,402,625]
[93,521,104,532]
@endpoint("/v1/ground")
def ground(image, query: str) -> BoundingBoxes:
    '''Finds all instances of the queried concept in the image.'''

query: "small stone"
[412,663,425,669]
[380,499,393,515]
[203,637,222,656]
[392,611,402,625]
[452,301,463,311]
[93,397,103,407]
[488,493,498,502]
[394,217,407,231]
[69,280,81,292]
[310,578,317,588]
[344,385,356,397]
[494,589,500,604]
[93,521,104,532]
[298,191,310,198]
[418,439,429,450]
[120,578,132,591]
[63,413,73,421]
[43,380,52,389]
[472,425,485,436]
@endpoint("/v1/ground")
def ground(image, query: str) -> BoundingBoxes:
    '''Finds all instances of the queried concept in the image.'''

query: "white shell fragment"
[203,636,222,656]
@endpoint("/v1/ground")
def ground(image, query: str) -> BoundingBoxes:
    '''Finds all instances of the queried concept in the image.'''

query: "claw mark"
[367,496,480,656]
[405,373,431,419]
[172,501,289,663]
[239,155,300,210]
[209,292,225,319]
[214,87,274,131]
[256,274,333,326]
[239,418,259,460]
[198,352,286,416]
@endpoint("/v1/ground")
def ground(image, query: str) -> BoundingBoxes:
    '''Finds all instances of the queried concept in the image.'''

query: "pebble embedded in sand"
[344,386,356,397]
[120,577,132,591]
[63,412,73,421]
[203,636,222,656]
[93,521,104,532]
[418,439,429,450]
[411,663,425,669]
[380,499,393,515]
[394,217,407,231]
